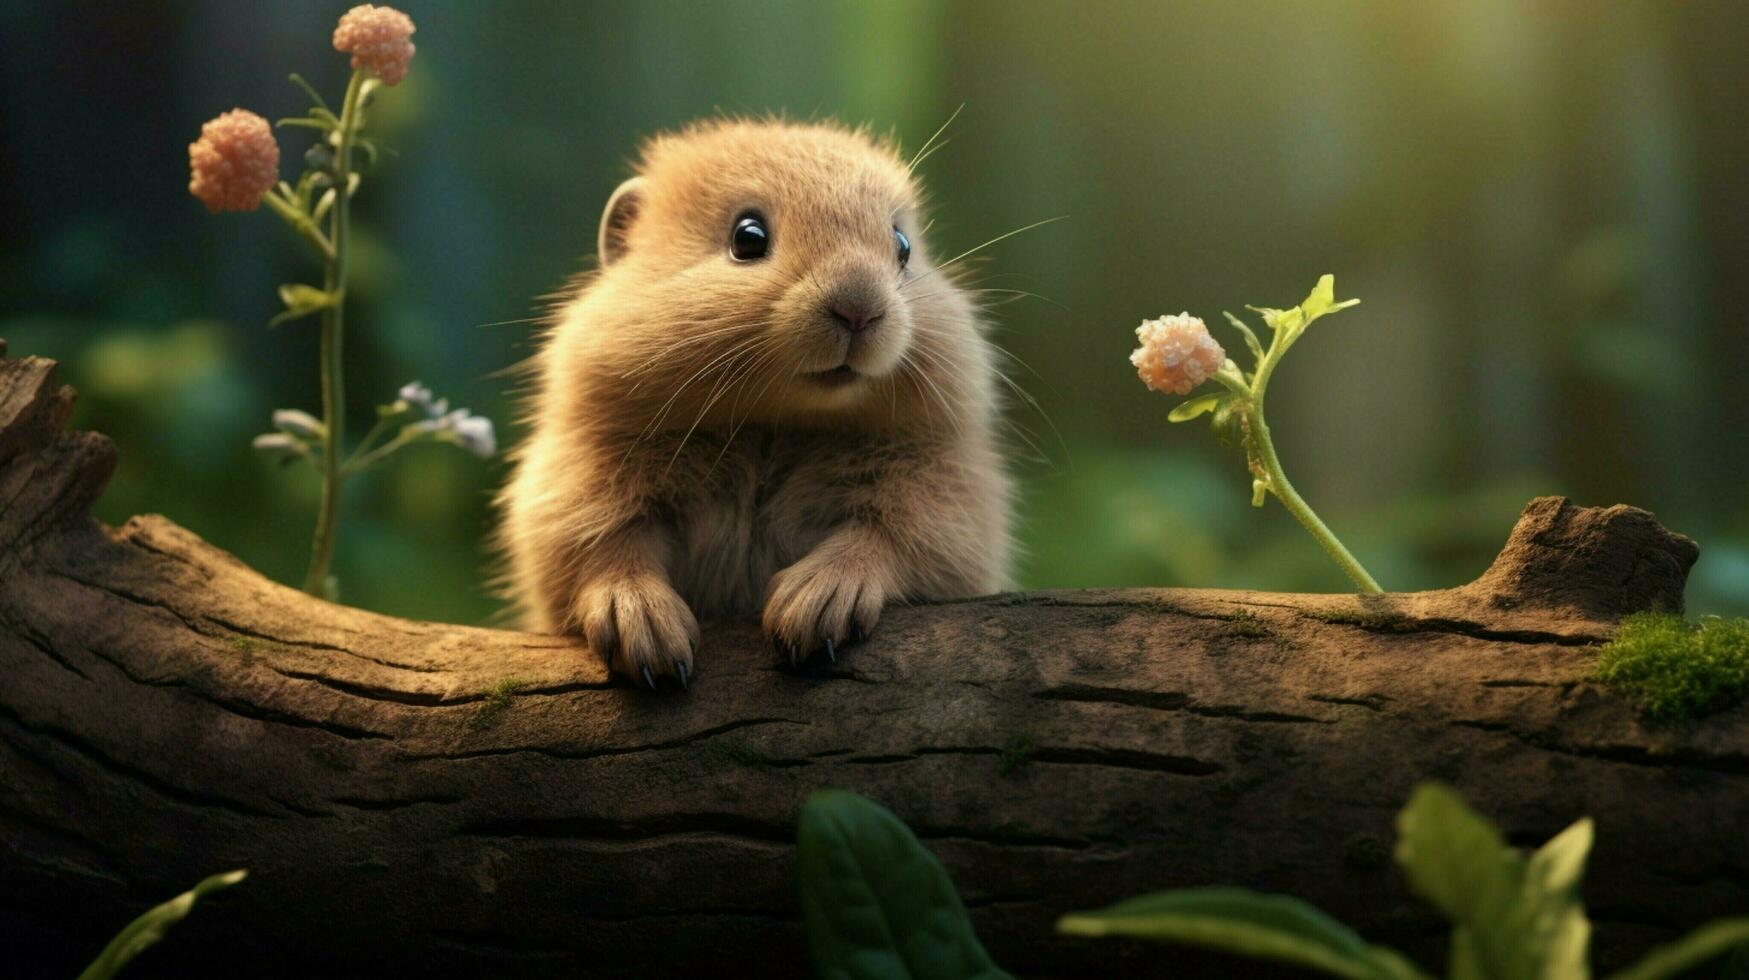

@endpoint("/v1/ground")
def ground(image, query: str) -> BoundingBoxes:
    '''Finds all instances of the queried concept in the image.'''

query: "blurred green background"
[2,0,1745,624]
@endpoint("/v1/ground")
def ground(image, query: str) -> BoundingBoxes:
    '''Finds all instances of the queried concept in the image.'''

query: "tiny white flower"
[271,408,325,440]
[253,432,303,456]
[397,381,437,415]
[452,414,496,458]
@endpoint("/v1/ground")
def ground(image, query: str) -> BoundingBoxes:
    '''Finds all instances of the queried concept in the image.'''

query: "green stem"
[301,70,366,597]
[1240,321,1382,593]
[1248,408,1382,593]
[342,414,397,468]
[262,190,335,261]
[342,428,418,477]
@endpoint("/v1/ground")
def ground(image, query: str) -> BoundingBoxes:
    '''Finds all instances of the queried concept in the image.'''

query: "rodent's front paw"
[762,557,887,668]
[575,576,699,690]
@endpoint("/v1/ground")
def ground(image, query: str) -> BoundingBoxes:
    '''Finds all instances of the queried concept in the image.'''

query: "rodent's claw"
[574,574,699,690]
[762,557,886,669]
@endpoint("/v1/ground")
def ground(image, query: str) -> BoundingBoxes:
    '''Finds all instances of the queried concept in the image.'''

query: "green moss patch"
[468,677,527,731]
[1228,610,1272,639]
[1313,607,1410,631]
[1592,613,1749,723]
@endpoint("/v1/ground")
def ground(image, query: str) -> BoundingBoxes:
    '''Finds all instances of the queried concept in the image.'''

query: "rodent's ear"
[597,176,646,268]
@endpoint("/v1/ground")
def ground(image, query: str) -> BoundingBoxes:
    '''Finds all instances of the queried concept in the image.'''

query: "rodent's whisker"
[628,332,775,456]
[620,321,768,379]
[905,102,963,176]
[901,215,1067,292]
[666,339,780,473]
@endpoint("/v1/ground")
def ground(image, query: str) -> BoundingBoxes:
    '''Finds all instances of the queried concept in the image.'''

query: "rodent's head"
[559,118,989,433]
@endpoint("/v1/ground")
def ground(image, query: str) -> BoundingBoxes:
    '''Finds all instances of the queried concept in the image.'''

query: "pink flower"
[188,109,280,212]
[1131,313,1226,396]
[333,5,417,86]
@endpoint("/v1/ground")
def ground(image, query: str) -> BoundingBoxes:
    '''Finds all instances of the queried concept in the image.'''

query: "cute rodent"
[496,118,1013,688]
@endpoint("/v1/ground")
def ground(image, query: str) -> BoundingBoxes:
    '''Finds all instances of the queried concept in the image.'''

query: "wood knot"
[1469,496,1699,620]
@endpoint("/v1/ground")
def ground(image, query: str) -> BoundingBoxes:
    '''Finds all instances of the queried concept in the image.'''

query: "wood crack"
[1035,684,1331,724]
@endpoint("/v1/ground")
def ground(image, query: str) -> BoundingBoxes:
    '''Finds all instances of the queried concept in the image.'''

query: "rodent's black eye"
[894,225,911,269]
[730,213,769,261]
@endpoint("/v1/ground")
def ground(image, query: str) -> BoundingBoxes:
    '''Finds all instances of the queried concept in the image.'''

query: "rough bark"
[0,345,1740,980]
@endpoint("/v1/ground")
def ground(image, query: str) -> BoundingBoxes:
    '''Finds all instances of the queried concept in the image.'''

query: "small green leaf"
[1605,920,1749,980]
[1210,399,1240,447]
[1247,304,1305,334]
[1300,274,1361,323]
[1058,888,1428,980]
[77,870,246,980]
[1169,393,1224,423]
[275,116,333,132]
[1221,311,1267,363]
[288,72,332,112]
[269,283,339,328]
[796,790,1014,980]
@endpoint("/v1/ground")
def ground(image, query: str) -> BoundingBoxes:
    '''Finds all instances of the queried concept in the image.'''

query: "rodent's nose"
[824,282,886,334]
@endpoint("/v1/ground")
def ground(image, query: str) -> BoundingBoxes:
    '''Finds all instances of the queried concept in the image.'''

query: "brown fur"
[495,118,1012,684]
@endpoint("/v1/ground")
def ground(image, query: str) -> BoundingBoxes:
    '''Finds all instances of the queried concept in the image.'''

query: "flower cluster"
[398,382,497,458]
[332,5,417,86]
[1130,313,1226,396]
[254,380,495,471]
[187,5,416,215]
[187,109,280,212]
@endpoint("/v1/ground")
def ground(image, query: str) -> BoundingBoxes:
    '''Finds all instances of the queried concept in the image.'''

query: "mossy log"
[1,344,1742,980]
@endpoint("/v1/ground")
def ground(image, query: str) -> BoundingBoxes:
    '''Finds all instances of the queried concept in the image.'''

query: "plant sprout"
[1131,275,1381,592]
[1059,783,1749,980]
[187,5,493,599]
[76,870,246,980]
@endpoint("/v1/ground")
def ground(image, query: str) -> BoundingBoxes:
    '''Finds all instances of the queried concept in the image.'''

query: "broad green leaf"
[1447,929,1487,980]
[1395,783,1590,980]
[77,870,246,980]
[1527,818,1593,896]
[796,790,1013,980]
[1605,920,1749,980]
[1169,393,1225,423]
[1526,817,1595,977]
[1057,888,1428,980]
[1395,783,1518,923]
